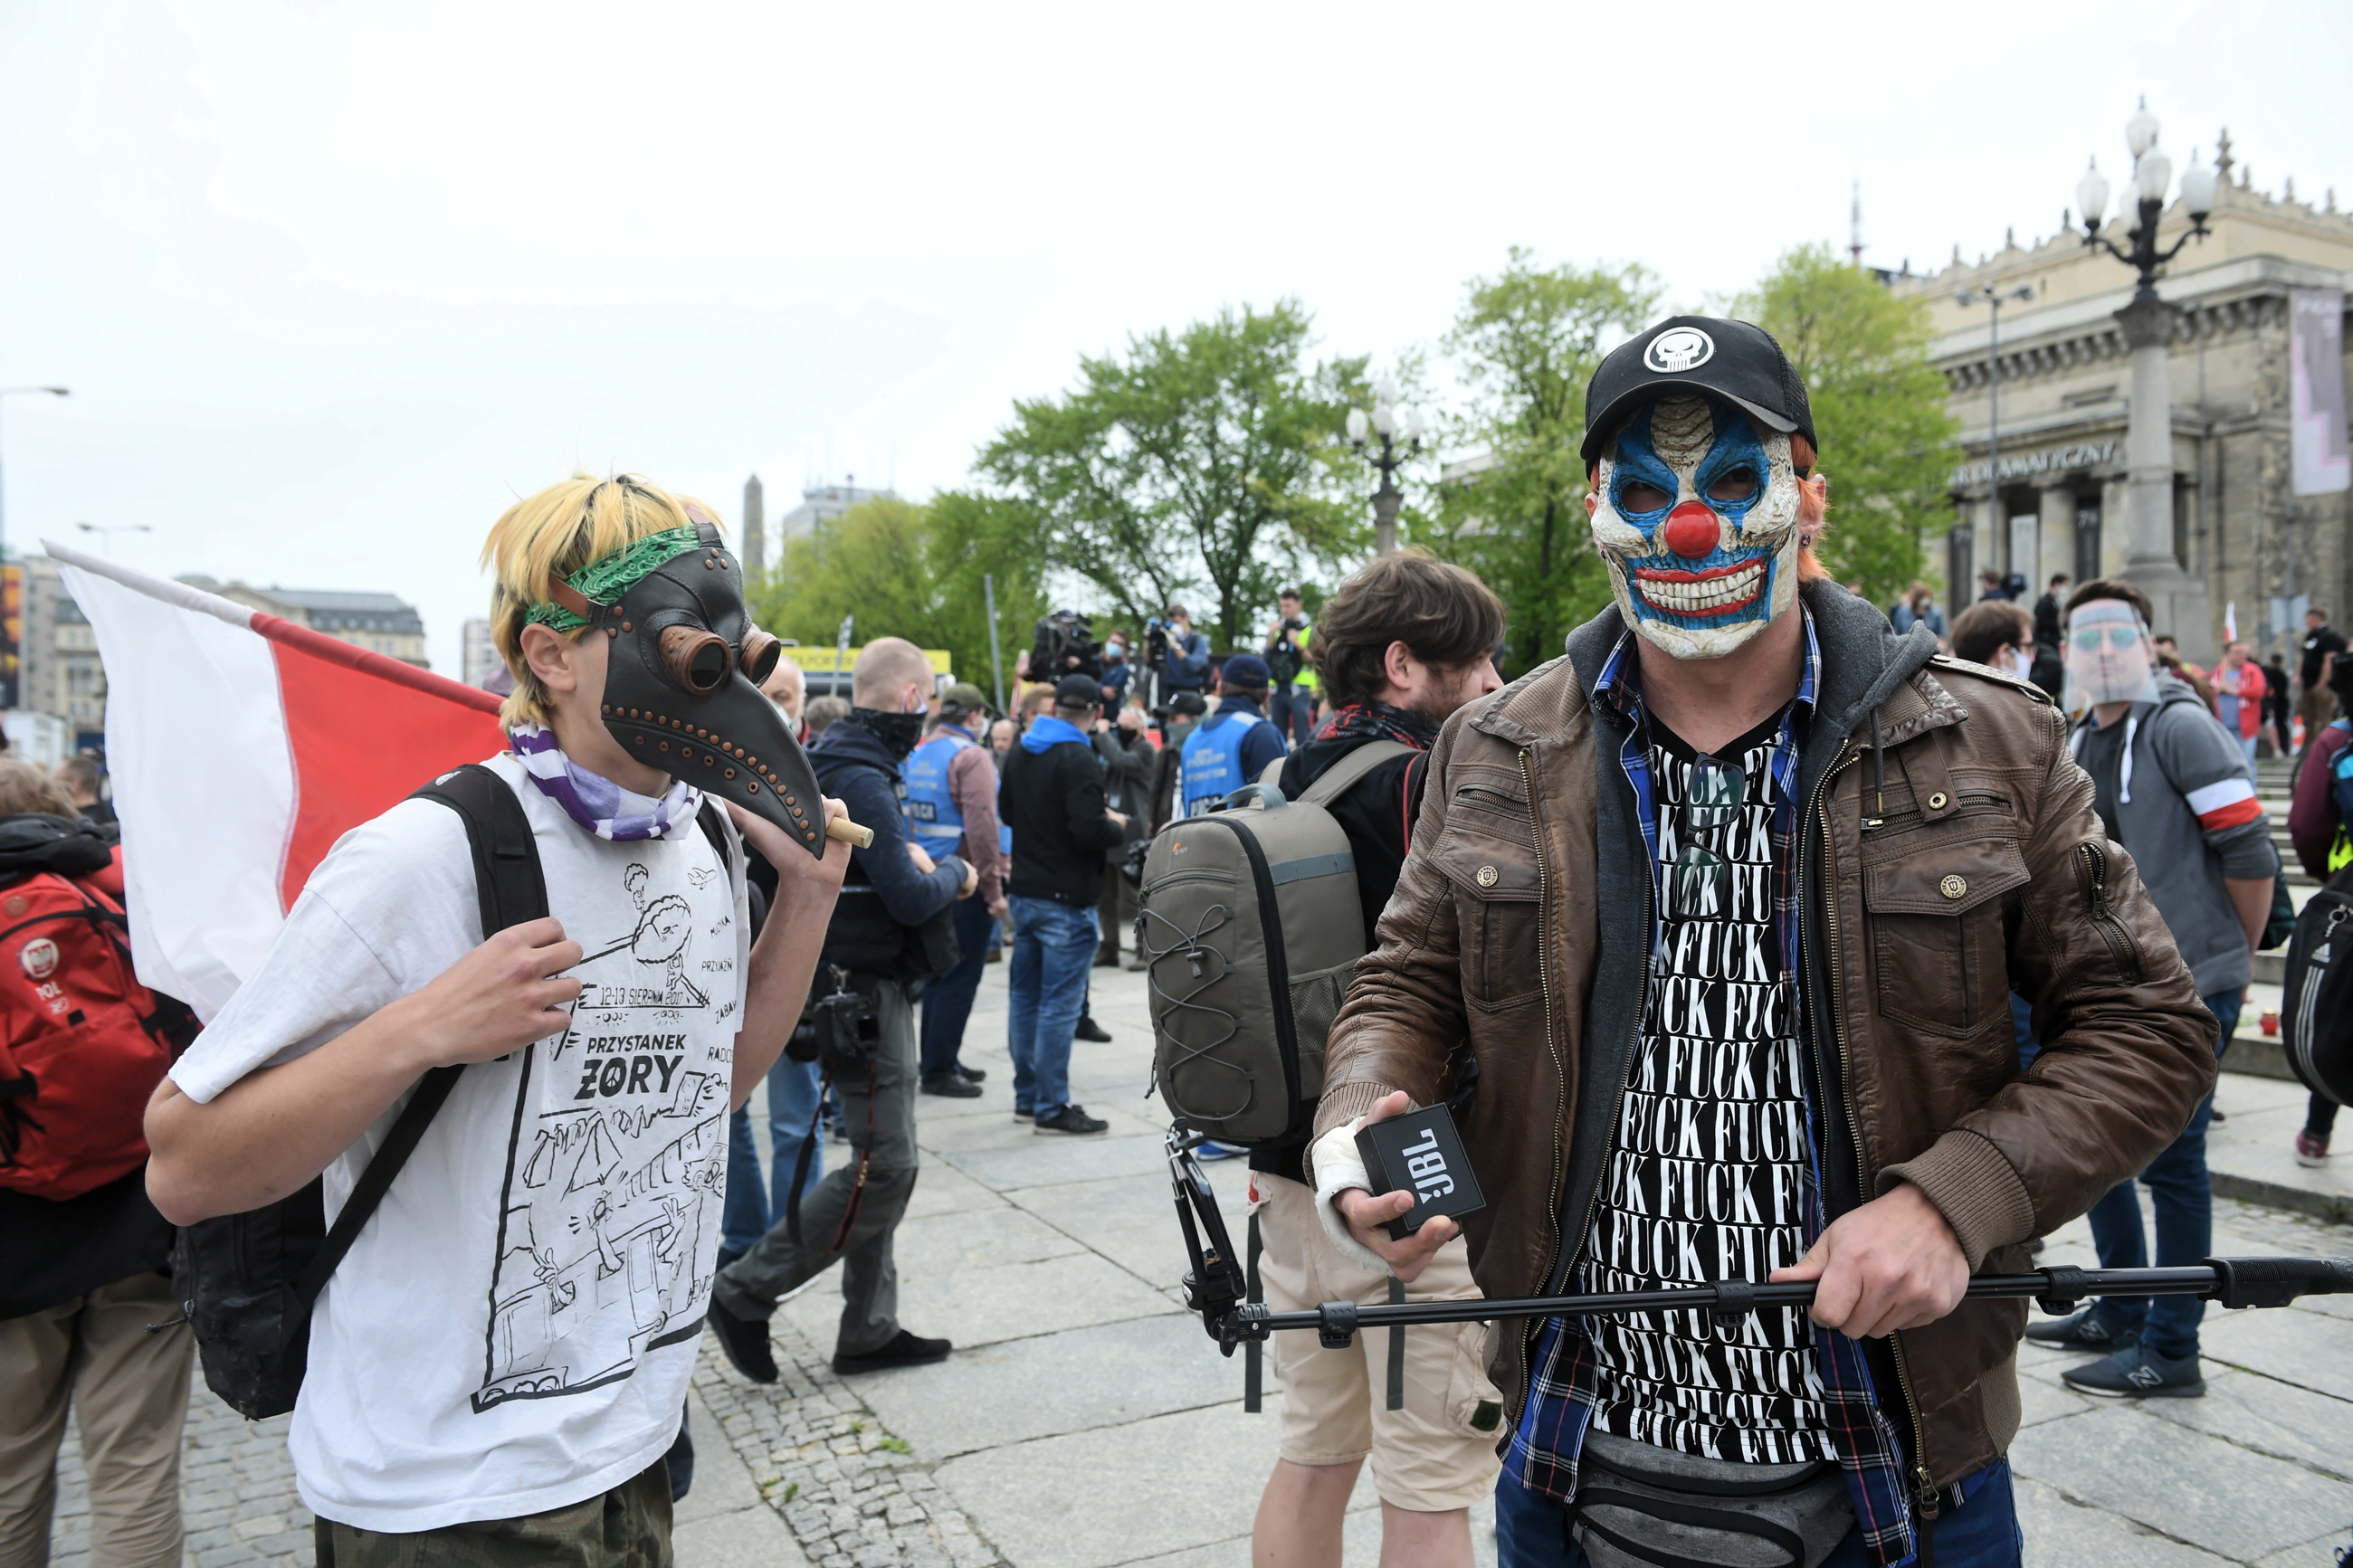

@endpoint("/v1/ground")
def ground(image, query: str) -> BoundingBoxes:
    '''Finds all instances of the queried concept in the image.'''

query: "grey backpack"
[1138,742,1409,1146]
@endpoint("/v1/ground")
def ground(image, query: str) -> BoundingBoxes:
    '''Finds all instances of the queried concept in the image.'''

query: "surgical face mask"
[530,509,827,859]
[1589,394,1804,660]
[2005,646,2034,680]
[2064,601,2158,707]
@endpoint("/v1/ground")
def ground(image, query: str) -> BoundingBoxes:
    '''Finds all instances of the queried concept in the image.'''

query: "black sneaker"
[706,1296,777,1384]
[1074,1016,1112,1043]
[1034,1104,1110,1136]
[1014,1105,1034,1121]
[833,1329,951,1374]
[2062,1344,2205,1399]
[957,1063,986,1083]
[919,1074,983,1099]
[2024,1309,2137,1350]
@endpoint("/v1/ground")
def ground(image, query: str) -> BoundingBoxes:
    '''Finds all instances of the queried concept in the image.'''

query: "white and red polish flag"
[48,540,506,1021]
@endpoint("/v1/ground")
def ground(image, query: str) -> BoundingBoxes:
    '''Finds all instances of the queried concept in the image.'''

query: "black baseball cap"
[1581,316,1817,469]
[1054,673,1101,708]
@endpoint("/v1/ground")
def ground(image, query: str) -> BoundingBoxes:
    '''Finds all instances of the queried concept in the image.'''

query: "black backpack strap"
[291,764,550,1308]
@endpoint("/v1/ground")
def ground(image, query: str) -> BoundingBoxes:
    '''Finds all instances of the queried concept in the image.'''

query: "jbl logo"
[1400,1127,1454,1199]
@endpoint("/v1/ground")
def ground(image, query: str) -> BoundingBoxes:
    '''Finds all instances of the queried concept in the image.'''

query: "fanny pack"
[1570,1431,1853,1568]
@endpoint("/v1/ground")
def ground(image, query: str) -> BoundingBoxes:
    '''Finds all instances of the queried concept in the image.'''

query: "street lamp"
[1956,282,2034,602]
[76,521,151,556]
[1347,375,1424,556]
[2069,98,2219,652]
[0,386,71,564]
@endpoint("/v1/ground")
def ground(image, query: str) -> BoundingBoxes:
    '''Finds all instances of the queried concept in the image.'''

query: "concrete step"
[2208,1069,2350,1226]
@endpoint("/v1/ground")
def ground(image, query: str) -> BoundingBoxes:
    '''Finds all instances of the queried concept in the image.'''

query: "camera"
[789,972,881,1064]
[1033,609,1102,683]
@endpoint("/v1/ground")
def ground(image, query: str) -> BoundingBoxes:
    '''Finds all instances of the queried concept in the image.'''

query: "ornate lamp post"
[1346,376,1424,556]
[2070,99,2221,653]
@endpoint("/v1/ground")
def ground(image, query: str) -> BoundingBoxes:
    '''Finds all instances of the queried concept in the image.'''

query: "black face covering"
[843,707,926,761]
[545,518,828,860]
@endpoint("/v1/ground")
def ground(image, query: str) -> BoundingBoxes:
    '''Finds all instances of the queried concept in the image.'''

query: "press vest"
[904,728,1009,858]
[1180,708,1266,816]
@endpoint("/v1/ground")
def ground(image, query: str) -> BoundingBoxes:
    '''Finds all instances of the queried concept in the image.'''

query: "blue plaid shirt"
[1501,611,1920,1568]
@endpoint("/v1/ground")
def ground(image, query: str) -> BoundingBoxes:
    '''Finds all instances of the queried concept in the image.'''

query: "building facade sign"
[1948,440,2118,489]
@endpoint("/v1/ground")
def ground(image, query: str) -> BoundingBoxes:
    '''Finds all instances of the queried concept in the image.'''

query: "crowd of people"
[1,313,2343,1568]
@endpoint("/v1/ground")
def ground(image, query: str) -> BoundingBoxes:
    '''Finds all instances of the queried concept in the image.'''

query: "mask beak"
[605,672,828,860]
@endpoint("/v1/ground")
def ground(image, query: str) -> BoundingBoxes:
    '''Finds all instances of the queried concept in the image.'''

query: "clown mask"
[1590,394,1805,660]
[2064,599,2159,708]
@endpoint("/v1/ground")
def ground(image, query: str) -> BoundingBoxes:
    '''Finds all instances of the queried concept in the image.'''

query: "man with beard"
[1245,549,1510,1568]
[1307,318,2214,1568]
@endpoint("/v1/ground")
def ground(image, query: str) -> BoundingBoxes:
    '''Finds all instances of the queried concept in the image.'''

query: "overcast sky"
[4,0,2345,671]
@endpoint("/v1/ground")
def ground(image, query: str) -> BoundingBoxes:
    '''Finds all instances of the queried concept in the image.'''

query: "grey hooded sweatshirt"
[2069,676,2278,995]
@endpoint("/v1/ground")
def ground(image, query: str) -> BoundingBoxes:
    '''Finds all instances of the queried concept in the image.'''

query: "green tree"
[1720,244,1958,604]
[1423,250,1660,673]
[755,492,1046,698]
[977,300,1366,650]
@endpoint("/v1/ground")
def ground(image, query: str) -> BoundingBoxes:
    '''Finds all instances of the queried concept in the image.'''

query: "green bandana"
[526,527,705,632]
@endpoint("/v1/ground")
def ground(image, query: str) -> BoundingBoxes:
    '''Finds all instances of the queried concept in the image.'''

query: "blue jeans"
[1007,894,1097,1119]
[1270,684,1313,747]
[1495,1459,2021,1567]
[766,1051,827,1218]
[721,1106,769,1257]
[2084,988,2239,1362]
[920,894,998,1080]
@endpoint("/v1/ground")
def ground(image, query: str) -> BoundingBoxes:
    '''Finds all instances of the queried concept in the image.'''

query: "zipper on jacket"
[1805,736,1938,1509]
[2073,840,2143,984]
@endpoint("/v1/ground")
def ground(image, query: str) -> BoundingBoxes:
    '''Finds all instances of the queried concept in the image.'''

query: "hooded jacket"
[809,717,967,975]
[1311,582,2215,1497]
[2068,676,2278,995]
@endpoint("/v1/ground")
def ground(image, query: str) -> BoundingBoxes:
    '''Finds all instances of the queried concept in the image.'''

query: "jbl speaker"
[1355,1104,1486,1240]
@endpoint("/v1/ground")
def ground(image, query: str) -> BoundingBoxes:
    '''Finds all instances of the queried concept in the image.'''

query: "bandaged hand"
[1318,1089,1459,1283]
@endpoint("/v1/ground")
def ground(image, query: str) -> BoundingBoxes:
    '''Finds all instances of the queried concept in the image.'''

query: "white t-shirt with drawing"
[170,753,750,1532]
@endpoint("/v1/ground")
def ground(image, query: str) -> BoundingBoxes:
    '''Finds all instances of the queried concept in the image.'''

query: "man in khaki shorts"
[1247,551,1510,1567]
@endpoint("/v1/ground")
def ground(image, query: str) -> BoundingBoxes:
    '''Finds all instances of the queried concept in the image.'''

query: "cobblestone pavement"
[46,964,2353,1566]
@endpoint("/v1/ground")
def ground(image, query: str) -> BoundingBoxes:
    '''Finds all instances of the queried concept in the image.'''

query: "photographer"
[1093,702,1154,969]
[1001,674,1129,1136]
[1262,588,1315,748]
[1099,630,1135,718]
[1148,603,1210,701]
[710,637,973,1380]
[1033,608,1102,686]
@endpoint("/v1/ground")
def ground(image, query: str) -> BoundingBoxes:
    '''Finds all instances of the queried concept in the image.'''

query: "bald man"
[708,638,972,1382]
[762,655,808,736]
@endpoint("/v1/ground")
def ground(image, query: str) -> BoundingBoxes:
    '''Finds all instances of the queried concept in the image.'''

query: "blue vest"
[1180,708,1266,815]
[903,728,1008,857]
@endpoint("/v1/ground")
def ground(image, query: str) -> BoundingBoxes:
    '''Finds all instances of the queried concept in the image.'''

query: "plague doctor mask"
[529,510,829,858]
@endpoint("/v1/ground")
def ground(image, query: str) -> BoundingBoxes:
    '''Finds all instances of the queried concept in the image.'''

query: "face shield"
[529,512,828,859]
[2064,600,2159,708]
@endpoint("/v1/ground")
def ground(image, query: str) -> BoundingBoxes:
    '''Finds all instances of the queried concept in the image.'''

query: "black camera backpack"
[174,765,728,1419]
[2282,862,2353,1107]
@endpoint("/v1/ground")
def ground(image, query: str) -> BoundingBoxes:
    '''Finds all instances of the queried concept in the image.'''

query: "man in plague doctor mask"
[1301,318,2216,1568]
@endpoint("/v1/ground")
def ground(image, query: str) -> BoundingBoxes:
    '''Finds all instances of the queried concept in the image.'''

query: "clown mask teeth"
[1591,394,1802,660]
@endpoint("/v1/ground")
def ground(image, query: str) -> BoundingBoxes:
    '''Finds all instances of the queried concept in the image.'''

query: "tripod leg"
[1245,1211,1263,1413]
[1386,1277,1405,1411]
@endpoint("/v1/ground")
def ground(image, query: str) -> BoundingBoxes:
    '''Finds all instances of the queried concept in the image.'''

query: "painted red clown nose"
[1662,501,1720,560]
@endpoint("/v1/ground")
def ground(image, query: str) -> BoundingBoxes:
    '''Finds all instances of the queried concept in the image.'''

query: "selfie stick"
[1166,1126,2353,1354]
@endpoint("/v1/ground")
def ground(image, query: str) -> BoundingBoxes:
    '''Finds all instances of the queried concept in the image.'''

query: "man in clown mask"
[1303,318,2216,1568]
[2022,581,2278,1400]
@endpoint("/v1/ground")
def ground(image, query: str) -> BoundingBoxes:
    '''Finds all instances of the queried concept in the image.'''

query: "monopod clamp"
[1166,1123,2353,1350]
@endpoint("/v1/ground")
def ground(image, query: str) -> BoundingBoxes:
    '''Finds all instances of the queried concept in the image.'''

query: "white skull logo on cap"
[1644,327,1716,374]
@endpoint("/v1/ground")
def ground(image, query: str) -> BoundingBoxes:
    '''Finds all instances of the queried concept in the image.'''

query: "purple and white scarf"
[508,724,703,841]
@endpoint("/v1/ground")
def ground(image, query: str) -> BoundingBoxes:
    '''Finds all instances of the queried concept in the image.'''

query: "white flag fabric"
[49,540,505,1020]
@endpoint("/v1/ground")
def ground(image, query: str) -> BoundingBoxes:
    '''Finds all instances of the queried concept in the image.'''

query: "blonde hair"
[481,474,717,727]
[0,758,80,818]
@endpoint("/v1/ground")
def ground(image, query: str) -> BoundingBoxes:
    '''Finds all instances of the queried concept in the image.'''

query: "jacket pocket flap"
[1435,813,1540,900]
[1862,835,2030,916]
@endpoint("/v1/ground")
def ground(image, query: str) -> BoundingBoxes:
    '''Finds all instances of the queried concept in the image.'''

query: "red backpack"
[0,815,189,1202]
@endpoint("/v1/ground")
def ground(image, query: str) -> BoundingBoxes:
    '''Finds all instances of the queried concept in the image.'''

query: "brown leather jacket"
[1313,584,2215,1497]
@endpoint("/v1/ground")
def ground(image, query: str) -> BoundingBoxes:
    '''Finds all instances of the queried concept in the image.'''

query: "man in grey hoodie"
[2029,578,2278,1397]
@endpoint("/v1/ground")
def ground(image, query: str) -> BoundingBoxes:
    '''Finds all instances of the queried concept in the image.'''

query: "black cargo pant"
[711,974,919,1358]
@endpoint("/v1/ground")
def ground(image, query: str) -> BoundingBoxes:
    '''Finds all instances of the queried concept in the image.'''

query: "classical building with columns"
[1899,138,2352,663]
